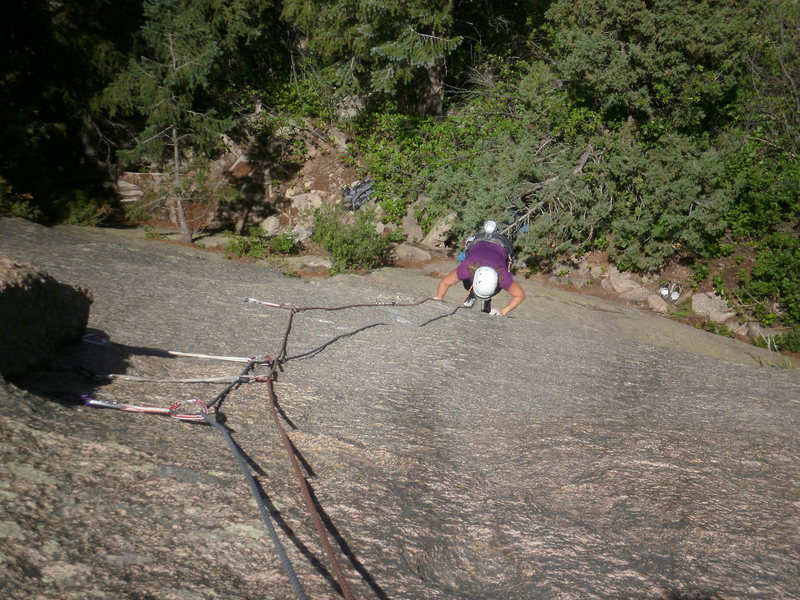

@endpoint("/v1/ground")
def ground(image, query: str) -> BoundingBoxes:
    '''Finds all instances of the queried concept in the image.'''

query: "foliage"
[740,0,800,158]
[754,325,800,354]
[101,0,232,166]
[702,321,733,338]
[402,65,731,272]
[690,264,710,290]
[0,0,142,220]
[225,227,300,259]
[724,140,799,238]
[669,302,693,321]
[311,205,397,272]
[0,177,43,221]
[591,132,730,271]
[282,0,461,110]
[746,233,800,325]
[268,231,302,255]
[123,167,239,232]
[59,191,115,226]
[542,0,755,132]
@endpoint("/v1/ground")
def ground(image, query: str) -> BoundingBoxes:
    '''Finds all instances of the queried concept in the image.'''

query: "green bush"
[60,190,114,226]
[224,227,300,259]
[267,232,301,255]
[754,325,800,354]
[746,233,800,325]
[312,205,397,273]
[0,177,43,221]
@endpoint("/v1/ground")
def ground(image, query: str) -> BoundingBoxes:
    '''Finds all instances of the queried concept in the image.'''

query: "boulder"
[401,204,425,242]
[728,321,749,337]
[261,215,281,236]
[619,285,652,302]
[292,225,314,243]
[0,255,93,377]
[692,292,736,323]
[421,213,456,248]
[608,272,641,294]
[394,243,432,266]
[647,293,670,314]
[281,255,333,270]
[329,128,348,151]
[291,192,324,215]
[116,180,143,203]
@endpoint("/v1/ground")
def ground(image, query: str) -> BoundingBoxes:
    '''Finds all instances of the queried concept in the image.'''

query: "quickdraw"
[82,395,208,421]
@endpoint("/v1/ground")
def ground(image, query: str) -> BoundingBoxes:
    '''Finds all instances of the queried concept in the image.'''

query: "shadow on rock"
[8,328,178,406]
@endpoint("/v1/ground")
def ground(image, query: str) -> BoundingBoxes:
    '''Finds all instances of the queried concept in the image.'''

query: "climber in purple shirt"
[434,221,525,316]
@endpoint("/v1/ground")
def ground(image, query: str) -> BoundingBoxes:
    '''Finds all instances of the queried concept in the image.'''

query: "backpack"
[463,231,515,262]
[342,179,374,210]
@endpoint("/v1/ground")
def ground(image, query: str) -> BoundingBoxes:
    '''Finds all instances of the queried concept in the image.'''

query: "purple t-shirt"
[456,241,513,290]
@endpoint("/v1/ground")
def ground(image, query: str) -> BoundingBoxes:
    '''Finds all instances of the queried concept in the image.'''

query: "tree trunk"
[417,62,445,116]
[171,124,192,244]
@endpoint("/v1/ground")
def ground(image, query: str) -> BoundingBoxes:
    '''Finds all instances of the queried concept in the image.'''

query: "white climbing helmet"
[473,266,499,298]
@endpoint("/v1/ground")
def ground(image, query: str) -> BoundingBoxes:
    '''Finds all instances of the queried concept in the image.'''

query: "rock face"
[0,217,798,600]
[0,254,93,377]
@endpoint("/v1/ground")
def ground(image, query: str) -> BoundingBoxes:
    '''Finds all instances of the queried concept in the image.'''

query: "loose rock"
[692,291,737,323]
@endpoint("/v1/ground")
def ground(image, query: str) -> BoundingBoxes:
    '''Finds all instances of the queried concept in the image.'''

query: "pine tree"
[102,0,231,242]
[281,0,462,114]
[543,0,756,132]
[0,0,142,221]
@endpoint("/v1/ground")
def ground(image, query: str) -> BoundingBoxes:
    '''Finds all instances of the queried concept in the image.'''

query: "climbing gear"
[342,178,374,210]
[461,219,515,272]
[205,415,309,600]
[463,230,515,262]
[473,266,499,299]
[76,295,446,600]
[82,396,208,421]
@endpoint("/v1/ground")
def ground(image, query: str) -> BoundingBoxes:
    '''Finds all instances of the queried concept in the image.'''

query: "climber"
[433,221,525,316]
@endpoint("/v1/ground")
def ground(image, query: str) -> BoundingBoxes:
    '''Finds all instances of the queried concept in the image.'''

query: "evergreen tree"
[542,0,756,133]
[0,0,142,221]
[281,0,462,114]
[102,0,234,242]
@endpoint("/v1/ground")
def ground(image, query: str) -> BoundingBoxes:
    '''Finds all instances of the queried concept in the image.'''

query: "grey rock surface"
[692,292,737,324]
[0,254,93,377]
[0,217,798,600]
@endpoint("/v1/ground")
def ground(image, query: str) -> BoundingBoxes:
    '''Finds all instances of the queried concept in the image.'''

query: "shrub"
[224,227,300,259]
[746,233,800,325]
[0,177,43,221]
[754,325,800,354]
[312,205,397,273]
[267,232,301,255]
